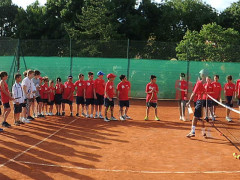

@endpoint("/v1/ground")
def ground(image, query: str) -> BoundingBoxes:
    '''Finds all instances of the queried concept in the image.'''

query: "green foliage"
[176,23,240,62]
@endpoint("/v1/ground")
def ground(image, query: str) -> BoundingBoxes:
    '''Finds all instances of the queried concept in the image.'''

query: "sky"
[12,0,239,12]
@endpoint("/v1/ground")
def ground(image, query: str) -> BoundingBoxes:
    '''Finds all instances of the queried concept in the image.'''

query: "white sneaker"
[22,118,31,123]
[99,114,104,119]
[214,114,217,118]
[111,116,118,121]
[179,116,183,121]
[94,114,98,119]
[90,114,93,118]
[226,117,232,122]
[182,117,186,121]
[125,115,131,119]
[86,114,90,118]
[120,116,125,121]
[104,117,110,122]
[82,112,86,117]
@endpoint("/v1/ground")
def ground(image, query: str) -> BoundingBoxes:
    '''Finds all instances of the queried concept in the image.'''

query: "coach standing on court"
[186,69,208,138]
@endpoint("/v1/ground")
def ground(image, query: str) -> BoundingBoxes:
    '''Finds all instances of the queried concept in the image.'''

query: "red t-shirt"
[85,80,94,99]
[224,82,235,96]
[0,81,10,103]
[203,83,214,100]
[212,81,222,99]
[63,81,75,101]
[193,84,198,102]
[117,81,131,101]
[145,83,159,103]
[105,81,115,99]
[193,80,205,101]
[235,79,240,98]
[74,80,86,97]
[94,79,105,96]
[41,84,49,99]
[49,86,55,101]
[180,80,187,100]
[55,83,64,94]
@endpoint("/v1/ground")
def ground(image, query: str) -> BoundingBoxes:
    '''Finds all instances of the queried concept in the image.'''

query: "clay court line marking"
[14,160,240,174]
[0,119,77,168]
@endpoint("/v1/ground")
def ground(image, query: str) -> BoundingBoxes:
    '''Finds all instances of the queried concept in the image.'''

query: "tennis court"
[0,100,240,180]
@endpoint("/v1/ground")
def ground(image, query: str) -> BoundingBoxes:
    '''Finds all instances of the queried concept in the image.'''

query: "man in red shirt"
[117,75,131,121]
[186,69,208,138]
[104,73,117,122]
[212,75,222,117]
[74,74,86,117]
[145,75,159,121]
[175,73,188,121]
[55,77,64,116]
[85,72,95,118]
[62,75,75,116]
[94,71,105,119]
[224,75,235,122]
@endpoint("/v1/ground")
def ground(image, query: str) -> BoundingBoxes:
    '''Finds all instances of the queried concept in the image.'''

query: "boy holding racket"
[145,75,159,121]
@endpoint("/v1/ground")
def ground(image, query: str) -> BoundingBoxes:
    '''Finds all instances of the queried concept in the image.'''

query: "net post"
[17,39,20,73]
[127,39,130,79]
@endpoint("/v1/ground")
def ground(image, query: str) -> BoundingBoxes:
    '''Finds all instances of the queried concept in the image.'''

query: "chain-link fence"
[0,38,239,99]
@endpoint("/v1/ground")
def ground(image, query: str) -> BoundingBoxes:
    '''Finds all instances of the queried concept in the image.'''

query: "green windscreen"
[0,56,239,99]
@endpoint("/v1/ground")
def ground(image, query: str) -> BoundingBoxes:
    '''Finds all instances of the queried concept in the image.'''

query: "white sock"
[192,126,196,133]
[99,112,101,115]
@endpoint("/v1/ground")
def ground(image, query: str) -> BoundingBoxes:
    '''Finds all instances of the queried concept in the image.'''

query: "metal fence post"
[127,39,130,79]
[70,37,72,76]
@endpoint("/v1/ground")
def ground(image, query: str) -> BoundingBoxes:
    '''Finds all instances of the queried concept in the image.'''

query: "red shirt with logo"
[193,80,205,101]
[117,81,131,101]
[203,82,214,100]
[224,82,235,96]
[212,81,222,99]
[235,79,240,98]
[74,80,86,97]
[94,79,105,96]
[55,83,64,94]
[63,81,75,101]
[180,80,187,100]
[105,81,115,99]
[49,86,55,101]
[0,81,10,103]
[146,83,159,103]
[85,80,94,99]
[41,84,49,99]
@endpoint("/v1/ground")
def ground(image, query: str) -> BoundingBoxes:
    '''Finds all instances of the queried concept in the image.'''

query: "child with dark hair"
[145,75,159,121]
[117,75,131,121]
[74,74,86,117]
[48,80,55,115]
[55,77,64,116]
[0,71,14,128]
[224,75,235,122]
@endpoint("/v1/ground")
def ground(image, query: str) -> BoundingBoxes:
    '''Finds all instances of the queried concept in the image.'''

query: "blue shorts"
[146,102,157,108]
[194,100,203,118]
[203,100,213,108]
[76,96,85,105]
[62,99,73,105]
[226,96,233,107]
[119,100,130,108]
[104,98,114,107]
[94,94,104,105]
[55,94,62,105]
[86,98,94,106]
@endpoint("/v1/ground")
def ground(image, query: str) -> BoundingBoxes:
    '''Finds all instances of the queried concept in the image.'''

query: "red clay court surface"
[0,100,240,180]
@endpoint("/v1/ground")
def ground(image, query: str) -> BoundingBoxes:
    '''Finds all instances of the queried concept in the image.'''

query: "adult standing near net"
[186,69,208,138]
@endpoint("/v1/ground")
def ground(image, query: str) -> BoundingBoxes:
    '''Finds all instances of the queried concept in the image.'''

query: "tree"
[219,1,240,33]
[0,0,18,37]
[176,23,240,62]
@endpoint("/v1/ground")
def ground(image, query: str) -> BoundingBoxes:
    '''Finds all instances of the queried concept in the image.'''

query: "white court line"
[0,119,77,168]
[14,160,240,174]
